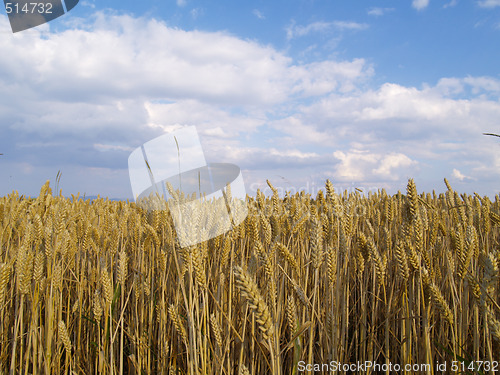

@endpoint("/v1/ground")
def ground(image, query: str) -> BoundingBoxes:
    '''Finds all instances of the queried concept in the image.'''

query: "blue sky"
[1,0,500,199]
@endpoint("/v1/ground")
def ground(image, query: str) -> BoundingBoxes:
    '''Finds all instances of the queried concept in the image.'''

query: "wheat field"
[0,178,499,374]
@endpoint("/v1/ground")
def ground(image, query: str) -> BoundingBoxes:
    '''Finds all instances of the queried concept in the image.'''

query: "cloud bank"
[0,12,499,198]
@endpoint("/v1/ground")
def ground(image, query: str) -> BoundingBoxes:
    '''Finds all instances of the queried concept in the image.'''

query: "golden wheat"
[0,178,498,374]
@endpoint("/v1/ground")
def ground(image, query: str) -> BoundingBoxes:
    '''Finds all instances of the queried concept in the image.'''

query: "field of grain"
[0,179,499,374]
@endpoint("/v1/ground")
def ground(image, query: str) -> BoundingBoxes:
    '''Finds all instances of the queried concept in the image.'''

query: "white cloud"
[201,127,227,138]
[463,76,500,93]
[1,13,500,197]
[452,168,467,181]
[435,77,464,96]
[332,21,369,30]
[412,0,430,10]
[0,12,371,146]
[81,1,96,9]
[289,58,373,96]
[279,76,500,193]
[333,150,416,181]
[144,100,265,136]
[269,148,319,159]
[367,7,395,16]
[333,150,376,180]
[253,9,265,20]
[286,20,368,40]
[94,144,134,152]
[357,83,465,121]
[373,154,417,178]
[0,13,305,106]
[444,0,458,8]
[300,82,476,130]
[477,0,500,7]
[190,8,203,19]
[176,0,187,7]
[202,144,323,172]
[0,11,372,132]
[272,116,336,146]
[0,11,376,196]
[286,21,333,39]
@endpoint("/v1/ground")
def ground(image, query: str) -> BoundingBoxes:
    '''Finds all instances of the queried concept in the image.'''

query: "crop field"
[0,179,499,374]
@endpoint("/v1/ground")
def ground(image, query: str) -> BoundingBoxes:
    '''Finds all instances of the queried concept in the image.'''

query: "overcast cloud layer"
[0,10,500,198]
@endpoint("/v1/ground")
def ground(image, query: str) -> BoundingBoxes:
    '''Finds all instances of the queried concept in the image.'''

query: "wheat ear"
[233,266,273,340]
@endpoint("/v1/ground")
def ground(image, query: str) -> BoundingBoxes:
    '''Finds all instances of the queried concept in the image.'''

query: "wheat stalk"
[233,266,273,340]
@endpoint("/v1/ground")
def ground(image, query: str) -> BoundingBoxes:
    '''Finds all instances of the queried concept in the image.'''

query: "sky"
[1,0,500,199]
